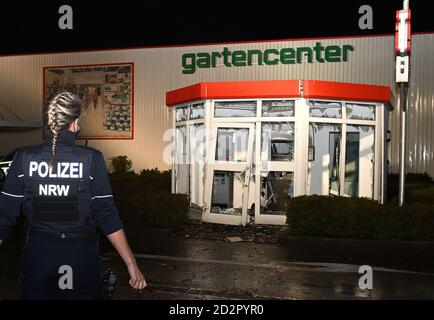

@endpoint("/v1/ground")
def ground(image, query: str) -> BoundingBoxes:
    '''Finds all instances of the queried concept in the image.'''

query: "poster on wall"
[43,62,134,139]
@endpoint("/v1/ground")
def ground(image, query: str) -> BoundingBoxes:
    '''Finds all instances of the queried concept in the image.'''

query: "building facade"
[0,33,433,177]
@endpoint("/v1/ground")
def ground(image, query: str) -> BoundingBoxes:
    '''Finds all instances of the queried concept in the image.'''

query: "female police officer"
[0,92,146,299]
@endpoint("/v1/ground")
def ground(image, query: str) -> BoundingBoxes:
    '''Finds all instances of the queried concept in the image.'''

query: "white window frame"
[171,97,387,226]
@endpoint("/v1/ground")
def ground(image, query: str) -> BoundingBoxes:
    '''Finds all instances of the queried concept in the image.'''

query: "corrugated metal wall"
[0,34,433,176]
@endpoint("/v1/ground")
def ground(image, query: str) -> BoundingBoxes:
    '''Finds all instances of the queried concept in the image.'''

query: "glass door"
[203,123,254,225]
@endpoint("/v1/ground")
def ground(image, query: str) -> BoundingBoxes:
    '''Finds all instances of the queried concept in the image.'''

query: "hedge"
[286,195,434,241]
[109,169,188,229]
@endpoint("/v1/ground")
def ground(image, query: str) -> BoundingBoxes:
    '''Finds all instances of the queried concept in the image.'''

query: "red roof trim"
[302,80,392,104]
[165,80,392,107]
[166,80,300,106]
[166,83,206,107]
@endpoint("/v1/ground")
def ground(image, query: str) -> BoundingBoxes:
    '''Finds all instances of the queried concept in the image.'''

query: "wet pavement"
[103,236,434,300]
[1,222,434,300]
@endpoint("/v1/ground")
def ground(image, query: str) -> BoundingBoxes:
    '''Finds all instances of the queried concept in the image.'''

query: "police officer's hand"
[127,261,147,290]
[106,229,147,290]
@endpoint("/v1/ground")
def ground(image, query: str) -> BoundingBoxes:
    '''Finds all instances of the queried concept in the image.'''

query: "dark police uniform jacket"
[0,129,123,239]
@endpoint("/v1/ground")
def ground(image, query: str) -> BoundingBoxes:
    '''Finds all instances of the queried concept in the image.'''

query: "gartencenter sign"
[182,42,354,74]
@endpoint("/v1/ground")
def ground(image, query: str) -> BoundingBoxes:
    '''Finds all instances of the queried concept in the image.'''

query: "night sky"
[0,1,432,55]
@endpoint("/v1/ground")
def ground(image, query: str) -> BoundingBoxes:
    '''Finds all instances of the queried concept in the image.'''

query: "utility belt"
[28,229,98,243]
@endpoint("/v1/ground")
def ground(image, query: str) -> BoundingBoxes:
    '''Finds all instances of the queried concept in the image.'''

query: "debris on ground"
[171,219,285,244]
[226,236,243,243]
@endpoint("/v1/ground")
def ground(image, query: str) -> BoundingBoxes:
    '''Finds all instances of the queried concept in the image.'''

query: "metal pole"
[398,83,407,206]
[397,0,410,206]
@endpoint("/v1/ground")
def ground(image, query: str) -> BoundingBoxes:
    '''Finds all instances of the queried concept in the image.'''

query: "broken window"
[262,100,295,117]
[190,103,204,120]
[214,101,257,118]
[211,171,243,215]
[261,122,295,161]
[215,128,249,162]
[260,171,294,215]
[346,103,375,120]
[309,100,342,118]
[175,106,189,122]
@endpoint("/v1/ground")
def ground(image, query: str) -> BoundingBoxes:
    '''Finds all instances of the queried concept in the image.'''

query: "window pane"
[329,132,341,195]
[190,103,204,120]
[308,123,342,195]
[214,101,256,117]
[215,128,249,162]
[309,100,342,118]
[190,124,205,206]
[261,122,294,161]
[344,125,375,198]
[344,132,360,197]
[175,126,188,164]
[175,126,189,195]
[175,106,189,122]
[260,171,293,215]
[262,100,295,117]
[346,103,375,120]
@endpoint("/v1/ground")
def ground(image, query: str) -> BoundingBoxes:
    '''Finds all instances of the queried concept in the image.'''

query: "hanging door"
[202,123,254,225]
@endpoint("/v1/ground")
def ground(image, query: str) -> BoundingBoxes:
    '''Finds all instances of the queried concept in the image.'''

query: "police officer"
[0,92,146,299]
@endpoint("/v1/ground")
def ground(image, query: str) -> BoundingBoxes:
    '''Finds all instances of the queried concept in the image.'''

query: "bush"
[139,167,172,192]
[403,203,434,241]
[286,194,434,241]
[139,167,168,177]
[387,172,433,202]
[141,193,189,228]
[109,171,188,229]
[110,155,133,175]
